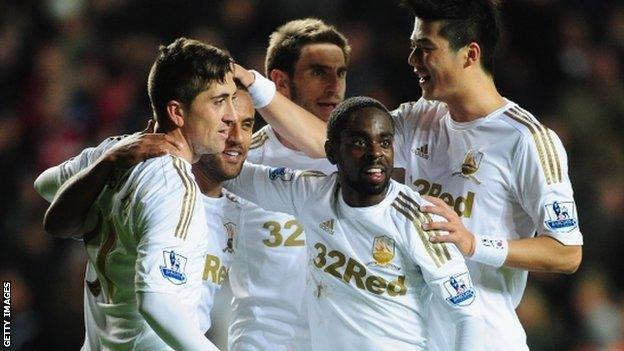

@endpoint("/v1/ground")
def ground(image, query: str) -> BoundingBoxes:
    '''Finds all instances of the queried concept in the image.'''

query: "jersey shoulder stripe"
[249,129,269,150]
[391,191,451,267]
[96,218,117,303]
[502,107,562,184]
[171,156,197,240]
[300,170,328,178]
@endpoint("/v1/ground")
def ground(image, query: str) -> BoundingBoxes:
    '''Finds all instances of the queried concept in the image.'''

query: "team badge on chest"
[222,221,236,253]
[368,235,399,270]
[452,149,483,184]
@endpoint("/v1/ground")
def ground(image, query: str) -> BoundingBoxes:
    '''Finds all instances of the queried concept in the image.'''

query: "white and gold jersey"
[226,164,482,350]
[198,190,245,332]
[228,125,334,351]
[392,98,583,350]
[44,136,208,350]
[86,154,207,350]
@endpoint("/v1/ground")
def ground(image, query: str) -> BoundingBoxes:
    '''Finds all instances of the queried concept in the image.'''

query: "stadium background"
[1,0,623,349]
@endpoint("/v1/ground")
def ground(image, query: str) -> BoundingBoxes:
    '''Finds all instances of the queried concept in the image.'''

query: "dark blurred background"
[1,0,623,350]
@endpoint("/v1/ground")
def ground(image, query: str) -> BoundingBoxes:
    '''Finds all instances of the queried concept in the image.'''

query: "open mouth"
[318,102,338,115]
[222,149,242,163]
[418,74,431,85]
[363,167,386,184]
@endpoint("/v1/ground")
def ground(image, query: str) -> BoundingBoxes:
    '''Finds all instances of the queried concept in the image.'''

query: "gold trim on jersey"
[391,191,451,267]
[504,107,562,184]
[300,170,327,177]
[97,218,118,303]
[249,129,269,150]
[172,157,197,240]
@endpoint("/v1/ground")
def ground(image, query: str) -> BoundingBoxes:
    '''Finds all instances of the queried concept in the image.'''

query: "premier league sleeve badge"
[160,250,188,285]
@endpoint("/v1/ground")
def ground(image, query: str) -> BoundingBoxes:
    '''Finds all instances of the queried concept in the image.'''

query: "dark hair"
[327,96,393,143]
[147,37,234,129]
[265,18,351,77]
[402,0,501,74]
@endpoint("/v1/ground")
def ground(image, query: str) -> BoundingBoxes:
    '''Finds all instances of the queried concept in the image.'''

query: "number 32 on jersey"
[262,219,305,247]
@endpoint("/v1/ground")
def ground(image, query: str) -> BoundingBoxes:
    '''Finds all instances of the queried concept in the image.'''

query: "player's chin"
[359,179,390,195]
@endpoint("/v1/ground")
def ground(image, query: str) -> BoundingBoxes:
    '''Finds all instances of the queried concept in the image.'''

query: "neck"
[445,74,506,122]
[159,128,194,163]
[340,184,388,207]
[192,164,223,198]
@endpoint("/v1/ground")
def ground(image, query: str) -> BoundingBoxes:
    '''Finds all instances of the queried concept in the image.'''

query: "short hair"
[147,37,234,129]
[402,0,501,75]
[327,96,394,143]
[234,78,248,91]
[265,18,351,77]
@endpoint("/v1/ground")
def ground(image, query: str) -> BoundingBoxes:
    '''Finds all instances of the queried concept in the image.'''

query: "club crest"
[223,221,236,253]
[372,236,395,266]
[453,150,483,184]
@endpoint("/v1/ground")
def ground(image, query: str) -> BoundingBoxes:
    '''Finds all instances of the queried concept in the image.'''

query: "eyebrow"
[412,38,435,46]
[210,92,233,100]
[309,64,347,71]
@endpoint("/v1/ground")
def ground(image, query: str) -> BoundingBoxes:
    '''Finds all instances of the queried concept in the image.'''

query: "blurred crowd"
[1,0,623,350]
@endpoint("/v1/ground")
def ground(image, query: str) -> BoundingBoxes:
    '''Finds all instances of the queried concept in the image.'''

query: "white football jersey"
[81,262,106,351]
[198,190,245,332]
[392,98,583,350]
[228,125,335,350]
[226,164,483,351]
[45,136,208,350]
[89,154,208,350]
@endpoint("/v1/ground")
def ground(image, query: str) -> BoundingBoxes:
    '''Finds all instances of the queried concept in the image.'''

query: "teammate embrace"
[35,1,582,350]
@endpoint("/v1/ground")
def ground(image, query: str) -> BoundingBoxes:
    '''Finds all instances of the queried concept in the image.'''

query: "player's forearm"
[43,156,115,238]
[505,236,582,274]
[454,316,484,351]
[138,292,219,351]
[240,68,327,158]
[258,92,327,158]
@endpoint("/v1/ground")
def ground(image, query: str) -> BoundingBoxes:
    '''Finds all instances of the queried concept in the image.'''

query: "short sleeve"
[398,195,481,320]
[224,162,324,216]
[390,99,427,169]
[133,157,207,295]
[513,129,583,245]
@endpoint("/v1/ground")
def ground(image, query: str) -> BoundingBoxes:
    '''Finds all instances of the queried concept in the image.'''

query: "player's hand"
[421,195,476,257]
[233,63,256,88]
[103,132,183,170]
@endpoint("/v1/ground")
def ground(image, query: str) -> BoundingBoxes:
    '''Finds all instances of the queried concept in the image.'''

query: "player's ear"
[270,69,292,99]
[325,139,337,164]
[464,42,481,69]
[166,100,185,128]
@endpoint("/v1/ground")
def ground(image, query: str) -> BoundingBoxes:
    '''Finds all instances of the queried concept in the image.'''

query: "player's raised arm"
[235,64,327,158]
[42,132,181,238]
